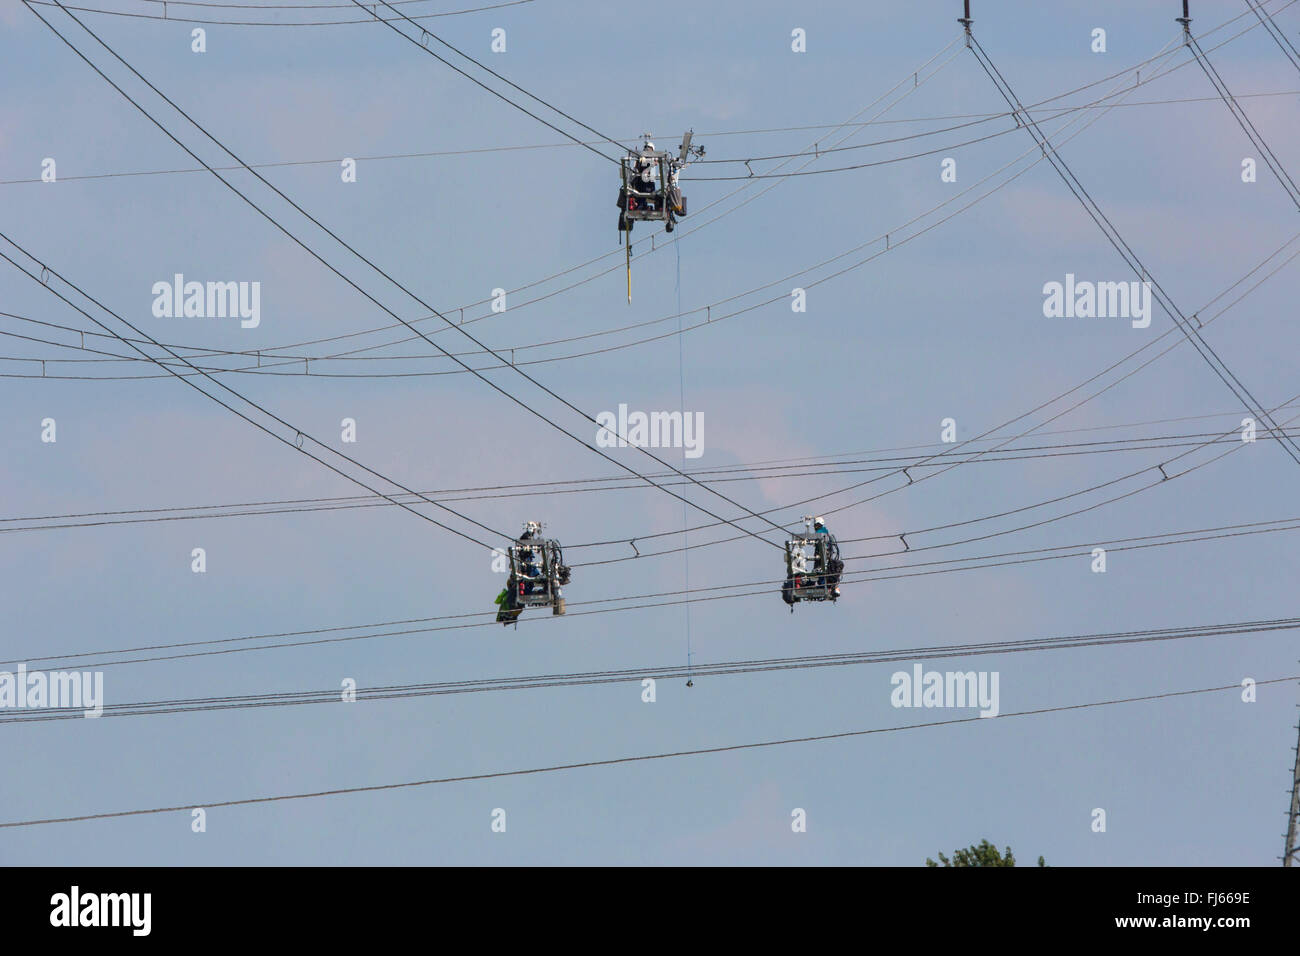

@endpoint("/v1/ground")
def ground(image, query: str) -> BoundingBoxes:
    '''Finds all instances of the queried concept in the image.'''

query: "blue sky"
[2,0,1299,864]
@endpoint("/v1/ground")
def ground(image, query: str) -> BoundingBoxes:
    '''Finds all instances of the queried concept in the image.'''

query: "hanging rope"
[677,240,693,686]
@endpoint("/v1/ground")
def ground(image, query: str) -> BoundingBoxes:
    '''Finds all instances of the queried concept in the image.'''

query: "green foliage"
[925,839,1047,867]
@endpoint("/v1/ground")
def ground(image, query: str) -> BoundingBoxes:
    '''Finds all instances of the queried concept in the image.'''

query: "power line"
[546,197,1300,561]
[38,1,783,546]
[17,13,1289,582]
[355,0,628,155]
[1185,30,1300,208]
[23,0,532,27]
[10,0,1278,384]
[656,6,1300,181]
[18,9,1195,372]
[5,122,1294,528]
[17,25,1278,388]
[3,676,1293,829]
[1,45,1241,388]
[16,510,1300,671]
[965,26,1300,471]
[575,393,1300,568]
[4,426,1292,536]
[0,69,985,379]
[6,93,1081,378]
[4,22,1266,373]
[43,9,946,546]
[1244,0,1300,72]
[136,0,453,8]
[0,240,510,551]
[12,0,1300,848]
[2,365,1282,589]
[339,0,623,162]
[969,25,1300,468]
[564,219,1300,560]
[990,0,1299,112]
[8,92,1297,189]
[29,1,795,550]
[0,41,997,388]
[6,613,1298,723]
[15,137,1284,587]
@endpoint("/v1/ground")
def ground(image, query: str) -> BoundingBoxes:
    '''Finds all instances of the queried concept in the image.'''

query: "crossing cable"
[677,7,1297,181]
[283,34,963,362]
[0,36,967,370]
[24,0,534,28]
[669,2,1293,178]
[0,58,974,378]
[32,8,612,157]
[8,91,1297,190]
[353,0,630,156]
[6,79,1294,388]
[1186,32,1300,208]
[6,614,1299,724]
[341,0,622,162]
[572,390,1300,569]
[965,28,1300,471]
[102,1,1295,365]
[5,31,1230,366]
[588,390,1300,577]
[4,425,1294,535]
[13,0,1291,192]
[563,111,1300,559]
[0,239,509,549]
[969,25,1300,467]
[13,510,1300,672]
[824,384,1300,546]
[588,387,1297,573]
[28,1,793,550]
[17,5,1289,567]
[295,202,1300,564]
[330,33,955,357]
[826,396,1300,562]
[10,141,1300,380]
[565,195,1300,561]
[7,4,1273,370]
[7,344,1276,578]
[2,676,1294,829]
[33,0,786,546]
[139,0,477,8]
[5,53,998,379]
[1244,0,1300,72]
[2,193,1291,381]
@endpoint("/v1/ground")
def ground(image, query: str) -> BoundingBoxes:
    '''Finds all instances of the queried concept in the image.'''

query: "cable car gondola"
[494,521,572,625]
[781,516,843,610]
[617,130,704,301]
